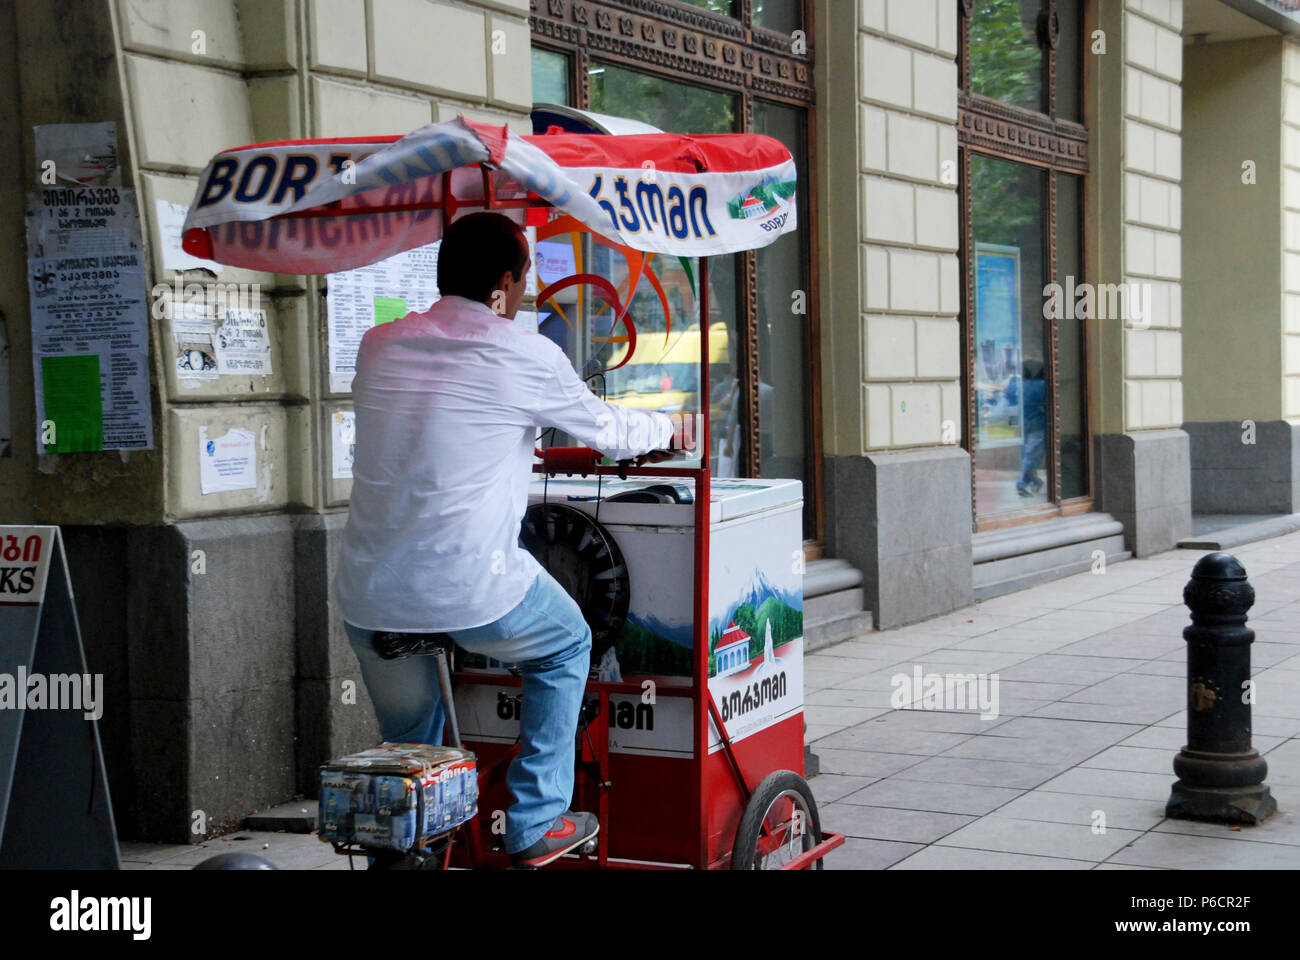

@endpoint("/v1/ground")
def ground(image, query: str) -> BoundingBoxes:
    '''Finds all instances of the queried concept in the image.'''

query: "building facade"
[2,0,1299,840]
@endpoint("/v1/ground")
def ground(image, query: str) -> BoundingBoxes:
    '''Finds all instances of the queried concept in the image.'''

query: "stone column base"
[1094,429,1192,557]
[825,447,973,630]
[1185,419,1300,514]
[61,514,376,843]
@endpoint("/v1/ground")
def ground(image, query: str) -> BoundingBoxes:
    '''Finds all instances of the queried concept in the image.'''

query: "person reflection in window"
[713,367,742,477]
[1015,359,1046,497]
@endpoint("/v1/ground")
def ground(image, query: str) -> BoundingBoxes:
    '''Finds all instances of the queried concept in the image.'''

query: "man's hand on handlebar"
[633,450,676,466]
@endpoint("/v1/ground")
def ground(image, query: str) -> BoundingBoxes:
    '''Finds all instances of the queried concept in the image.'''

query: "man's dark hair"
[437,212,528,303]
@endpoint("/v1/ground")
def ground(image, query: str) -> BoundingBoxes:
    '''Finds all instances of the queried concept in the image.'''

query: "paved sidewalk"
[120,829,350,870]
[810,532,1300,869]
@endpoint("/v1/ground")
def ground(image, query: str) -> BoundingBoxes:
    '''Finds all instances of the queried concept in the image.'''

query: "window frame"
[958,0,1094,531]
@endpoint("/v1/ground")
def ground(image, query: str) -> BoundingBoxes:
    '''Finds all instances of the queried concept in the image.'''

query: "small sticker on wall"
[332,410,355,480]
[215,307,272,376]
[199,425,256,494]
[155,198,223,273]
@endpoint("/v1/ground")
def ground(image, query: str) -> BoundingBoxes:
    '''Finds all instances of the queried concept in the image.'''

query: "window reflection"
[589,60,736,133]
[970,154,1049,516]
[970,0,1046,113]
[531,48,570,106]
[673,0,736,17]
[753,0,801,34]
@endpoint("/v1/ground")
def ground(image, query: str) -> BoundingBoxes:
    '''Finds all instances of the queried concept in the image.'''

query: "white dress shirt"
[334,294,675,633]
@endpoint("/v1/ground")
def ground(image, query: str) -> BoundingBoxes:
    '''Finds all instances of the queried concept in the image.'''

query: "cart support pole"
[433,648,462,750]
[693,256,711,869]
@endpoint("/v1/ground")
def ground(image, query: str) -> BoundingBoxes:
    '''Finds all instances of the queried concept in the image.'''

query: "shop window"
[530,0,822,541]
[960,0,1090,526]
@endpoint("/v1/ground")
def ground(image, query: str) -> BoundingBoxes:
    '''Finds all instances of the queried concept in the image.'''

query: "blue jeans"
[344,569,592,855]
[1018,425,1045,487]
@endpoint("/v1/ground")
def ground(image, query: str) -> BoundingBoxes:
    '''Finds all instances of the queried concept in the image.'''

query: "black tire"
[730,770,824,870]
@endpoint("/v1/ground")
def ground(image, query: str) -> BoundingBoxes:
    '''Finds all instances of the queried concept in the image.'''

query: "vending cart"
[182,116,844,869]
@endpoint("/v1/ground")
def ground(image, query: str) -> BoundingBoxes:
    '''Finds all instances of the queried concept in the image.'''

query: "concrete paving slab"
[808,773,878,805]
[938,736,1107,767]
[804,687,897,708]
[1081,745,1177,774]
[839,778,1023,815]
[821,802,976,844]
[803,703,894,730]
[822,838,923,870]
[1036,767,1174,801]
[948,633,1078,654]
[935,816,1142,861]
[813,725,974,756]
[890,846,1093,869]
[853,708,1014,734]
[1103,831,1300,869]
[1029,700,1177,725]
[987,791,1167,831]
[891,756,1062,789]
[811,748,929,778]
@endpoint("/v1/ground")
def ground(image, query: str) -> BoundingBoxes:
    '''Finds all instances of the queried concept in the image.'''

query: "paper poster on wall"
[154,199,222,274]
[26,187,153,453]
[198,425,256,494]
[331,410,355,480]
[33,122,119,186]
[326,241,440,393]
[535,238,576,286]
[172,300,218,381]
[215,307,272,376]
[973,242,1023,449]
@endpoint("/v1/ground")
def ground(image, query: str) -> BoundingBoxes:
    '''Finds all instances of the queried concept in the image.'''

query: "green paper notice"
[373,297,407,325]
[41,354,102,453]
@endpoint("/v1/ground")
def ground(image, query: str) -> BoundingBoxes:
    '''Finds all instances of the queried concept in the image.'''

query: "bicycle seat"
[372,631,456,661]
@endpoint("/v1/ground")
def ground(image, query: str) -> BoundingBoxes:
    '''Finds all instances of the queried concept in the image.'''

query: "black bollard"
[1166,552,1276,825]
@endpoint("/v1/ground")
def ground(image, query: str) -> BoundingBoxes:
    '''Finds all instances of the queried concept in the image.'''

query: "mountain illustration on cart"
[707,570,803,678]
[728,177,797,220]
[615,612,694,677]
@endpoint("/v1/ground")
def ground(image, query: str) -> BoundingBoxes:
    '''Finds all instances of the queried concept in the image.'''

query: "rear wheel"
[730,770,823,870]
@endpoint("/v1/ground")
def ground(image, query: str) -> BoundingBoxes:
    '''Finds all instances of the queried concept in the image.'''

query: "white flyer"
[326,241,440,393]
[535,238,576,286]
[198,426,256,494]
[215,307,272,376]
[25,187,154,453]
[331,410,355,479]
[154,198,222,274]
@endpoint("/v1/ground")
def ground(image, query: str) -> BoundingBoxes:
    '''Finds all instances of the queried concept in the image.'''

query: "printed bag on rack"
[318,742,478,852]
